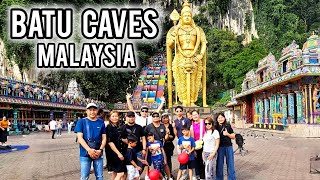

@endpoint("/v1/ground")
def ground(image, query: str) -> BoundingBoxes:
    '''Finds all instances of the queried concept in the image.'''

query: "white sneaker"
[145,175,150,180]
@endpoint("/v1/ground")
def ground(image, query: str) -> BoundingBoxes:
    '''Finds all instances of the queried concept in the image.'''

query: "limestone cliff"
[143,0,258,44]
[0,38,36,83]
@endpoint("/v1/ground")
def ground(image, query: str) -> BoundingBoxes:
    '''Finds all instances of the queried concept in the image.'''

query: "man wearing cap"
[145,112,168,143]
[120,111,147,174]
[126,93,165,127]
[74,103,107,180]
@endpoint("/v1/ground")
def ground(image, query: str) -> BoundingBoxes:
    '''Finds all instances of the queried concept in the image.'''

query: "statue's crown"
[183,0,190,8]
[181,0,191,14]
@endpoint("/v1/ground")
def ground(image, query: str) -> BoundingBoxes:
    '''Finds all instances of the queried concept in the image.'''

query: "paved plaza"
[0,129,319,180]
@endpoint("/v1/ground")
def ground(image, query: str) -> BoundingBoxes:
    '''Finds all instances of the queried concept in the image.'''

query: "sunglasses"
[141,110,148,113]
[205,123,212,125]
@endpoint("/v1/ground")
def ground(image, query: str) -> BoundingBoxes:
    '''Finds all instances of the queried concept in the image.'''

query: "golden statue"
[166,0,207,107]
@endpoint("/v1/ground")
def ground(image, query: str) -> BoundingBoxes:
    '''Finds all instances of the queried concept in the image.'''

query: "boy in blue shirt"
[177,125,196,180]
[146,132,173,180]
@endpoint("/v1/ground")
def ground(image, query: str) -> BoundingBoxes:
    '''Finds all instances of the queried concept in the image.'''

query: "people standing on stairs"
[126,93,166,127]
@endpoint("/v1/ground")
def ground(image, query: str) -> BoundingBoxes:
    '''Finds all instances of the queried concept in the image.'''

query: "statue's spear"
[167,9,180,108]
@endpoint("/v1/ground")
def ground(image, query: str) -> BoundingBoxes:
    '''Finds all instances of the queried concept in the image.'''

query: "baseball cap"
[127,111,135,117]
[151,112,160,117]
[86,103,98,109]
[140,106,149,111]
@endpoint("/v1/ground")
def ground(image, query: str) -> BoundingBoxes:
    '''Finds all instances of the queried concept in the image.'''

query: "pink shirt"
[192,119,205,141]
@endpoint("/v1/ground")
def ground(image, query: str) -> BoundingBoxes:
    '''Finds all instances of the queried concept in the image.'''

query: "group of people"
[73,94,237,180]
[49,119,75,139]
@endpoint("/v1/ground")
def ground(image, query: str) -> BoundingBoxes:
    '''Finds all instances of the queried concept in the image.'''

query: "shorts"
[126,165,139,179]
[179,160,195,170]
[152,158,165,175]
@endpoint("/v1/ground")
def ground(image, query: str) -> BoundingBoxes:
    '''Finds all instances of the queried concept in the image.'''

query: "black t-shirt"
[120,124,144,152]
[125,148,137,165]
[106,124,126,154]
[145,123,166,142]
[217,124,234,147]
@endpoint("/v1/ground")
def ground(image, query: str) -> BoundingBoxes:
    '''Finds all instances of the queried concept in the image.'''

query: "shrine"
[227,34,320,137]
[0,77,106,134]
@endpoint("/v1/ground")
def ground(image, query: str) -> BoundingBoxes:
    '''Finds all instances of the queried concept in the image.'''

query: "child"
[177,125,196,180]
[146,132,173,180]
[202,117,220,180]
[126,135,147,180]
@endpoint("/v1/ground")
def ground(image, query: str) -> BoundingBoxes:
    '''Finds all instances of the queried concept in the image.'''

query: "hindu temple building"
[0,77,106,134]
[227,34,320,137]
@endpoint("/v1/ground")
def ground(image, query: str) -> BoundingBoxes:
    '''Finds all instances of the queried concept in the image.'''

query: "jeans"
[80,156,104,180]
[57,128,62,135]
[203,152,217,180]
[216,146,236,180]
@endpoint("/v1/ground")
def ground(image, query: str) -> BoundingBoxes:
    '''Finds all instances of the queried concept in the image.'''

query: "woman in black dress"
[161,113,175,177]
[106,111,127,180]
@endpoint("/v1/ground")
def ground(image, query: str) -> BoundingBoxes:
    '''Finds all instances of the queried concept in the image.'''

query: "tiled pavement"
[0,129,319,180]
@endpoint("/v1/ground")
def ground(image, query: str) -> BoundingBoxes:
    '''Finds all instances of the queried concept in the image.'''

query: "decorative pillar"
[308,84,314,124]
[264,98,269,128]
[254,98,259,124]
[288,93,295,124]
[50,110,54,120]
[13,108,18,130]
[63,111,66,121]
[295,91,303,123]
[281,94,288,126]
[269,96,274,124]
[259,99,264,128]
[73,111,77,120]
[304,85,308,123]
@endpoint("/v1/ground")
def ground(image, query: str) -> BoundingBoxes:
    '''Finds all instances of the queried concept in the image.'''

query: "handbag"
[85,119,101,156]
[195,119,204,150]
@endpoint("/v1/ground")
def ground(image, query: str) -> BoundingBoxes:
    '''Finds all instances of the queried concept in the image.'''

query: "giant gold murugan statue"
[166,0,207,107]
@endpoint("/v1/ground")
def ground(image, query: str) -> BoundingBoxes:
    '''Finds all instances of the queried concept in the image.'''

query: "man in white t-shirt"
[49,119,57,139]
[126,93,165,127]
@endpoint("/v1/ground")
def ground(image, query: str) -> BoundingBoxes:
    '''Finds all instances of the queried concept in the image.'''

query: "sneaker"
[145,175,150,180]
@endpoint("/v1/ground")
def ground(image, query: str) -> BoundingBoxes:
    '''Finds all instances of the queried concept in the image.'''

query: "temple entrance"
[245,94,254,123]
